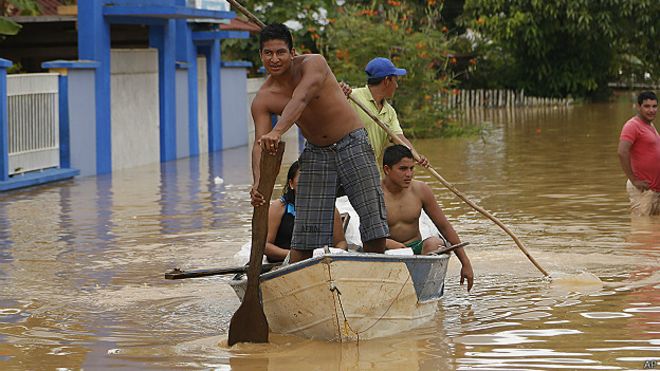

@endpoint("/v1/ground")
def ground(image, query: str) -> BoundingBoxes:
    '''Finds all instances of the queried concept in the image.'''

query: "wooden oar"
[228,143,285,346]
[164,263,281,280]
[225,2,549,277]
[348,97,549,277]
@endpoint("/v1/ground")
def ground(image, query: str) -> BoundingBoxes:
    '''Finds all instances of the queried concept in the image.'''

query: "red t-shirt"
[619,116,660,191]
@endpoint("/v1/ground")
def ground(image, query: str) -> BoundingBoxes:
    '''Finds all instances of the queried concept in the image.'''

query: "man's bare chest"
[266,91,323,121]
[265,92,292,116]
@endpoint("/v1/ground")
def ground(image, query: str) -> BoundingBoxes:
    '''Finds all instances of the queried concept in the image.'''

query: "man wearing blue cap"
[341,57,428,167]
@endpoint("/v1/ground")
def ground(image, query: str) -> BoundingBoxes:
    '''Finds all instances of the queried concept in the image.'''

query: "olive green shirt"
[349,86,403,162]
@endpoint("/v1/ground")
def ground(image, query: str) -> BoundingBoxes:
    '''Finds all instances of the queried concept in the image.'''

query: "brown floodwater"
[0,97,658,370]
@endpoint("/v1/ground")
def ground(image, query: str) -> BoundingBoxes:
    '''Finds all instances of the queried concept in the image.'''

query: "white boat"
[229,251,450,342]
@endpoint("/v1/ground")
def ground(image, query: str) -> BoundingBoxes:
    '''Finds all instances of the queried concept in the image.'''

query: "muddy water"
[0,98,658,370]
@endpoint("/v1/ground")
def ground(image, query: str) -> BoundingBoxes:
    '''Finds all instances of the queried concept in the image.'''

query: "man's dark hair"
[383,144,413,167]
[638,91,657,105]
[367,77,386,86]
[260,23,293,51]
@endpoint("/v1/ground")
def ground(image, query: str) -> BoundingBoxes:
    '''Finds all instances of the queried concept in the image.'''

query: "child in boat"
[265,161,348,263]
[381,145,474,291]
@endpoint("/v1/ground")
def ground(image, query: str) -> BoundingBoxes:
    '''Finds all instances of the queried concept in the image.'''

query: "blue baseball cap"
[365,57,407,79]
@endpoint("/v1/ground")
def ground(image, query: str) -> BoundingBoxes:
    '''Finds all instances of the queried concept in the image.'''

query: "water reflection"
[0,101,658,370]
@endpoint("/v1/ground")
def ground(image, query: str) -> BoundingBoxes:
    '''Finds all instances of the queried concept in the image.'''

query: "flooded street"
[1,98,658,370]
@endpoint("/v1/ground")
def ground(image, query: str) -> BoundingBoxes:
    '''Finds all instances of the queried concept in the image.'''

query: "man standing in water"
[617,91,659,216]
[381,145,474,291]
[250,23,389,262]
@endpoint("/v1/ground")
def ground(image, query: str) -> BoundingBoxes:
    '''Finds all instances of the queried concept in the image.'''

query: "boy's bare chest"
[385,191,422,222]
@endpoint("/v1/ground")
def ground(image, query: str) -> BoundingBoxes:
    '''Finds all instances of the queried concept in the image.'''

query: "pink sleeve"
[620,121,637,143]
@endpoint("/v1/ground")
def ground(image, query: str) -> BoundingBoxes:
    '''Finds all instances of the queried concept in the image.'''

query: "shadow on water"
[0,100,658,370]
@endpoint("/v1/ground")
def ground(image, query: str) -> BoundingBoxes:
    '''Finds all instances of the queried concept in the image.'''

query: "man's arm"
[340,84,429,166]
[395,134,429,167]
[618,140,649,190]
[387,109,429,167]
[260,55,329,153]
[418,182,460,245]
[417,181,474,291]
[250,94,275,206]
[385,238,407,250]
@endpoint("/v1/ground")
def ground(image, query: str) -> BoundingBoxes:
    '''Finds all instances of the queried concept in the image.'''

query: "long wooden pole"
[226,0,265,28]
[349,97,549,277]
[225,0,549,278]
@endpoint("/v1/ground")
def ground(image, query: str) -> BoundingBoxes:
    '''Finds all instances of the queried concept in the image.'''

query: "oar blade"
[228,293,268,345]
[227,143,285,346]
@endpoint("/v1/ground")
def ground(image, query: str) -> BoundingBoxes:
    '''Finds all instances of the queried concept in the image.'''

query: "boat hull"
[230,253,449,342]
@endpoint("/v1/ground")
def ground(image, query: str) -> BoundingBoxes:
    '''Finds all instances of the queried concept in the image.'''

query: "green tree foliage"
[461,0,659,99]
[1,0,39,16]
[223,0,477,137]
[324,2,462,138]
[1,0,38,36]
[221,0,338,67]
[0,17,21,35]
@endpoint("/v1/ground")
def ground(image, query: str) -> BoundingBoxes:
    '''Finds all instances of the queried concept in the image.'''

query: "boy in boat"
[250,23,389,263]
[381,145,474,291]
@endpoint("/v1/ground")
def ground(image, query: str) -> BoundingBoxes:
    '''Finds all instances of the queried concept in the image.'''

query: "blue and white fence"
[1,1,256,192]
[0,58,78,191]
[6,73,60,175]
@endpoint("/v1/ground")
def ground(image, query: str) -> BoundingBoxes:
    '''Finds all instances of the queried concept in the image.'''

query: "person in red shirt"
[617,91,659,216]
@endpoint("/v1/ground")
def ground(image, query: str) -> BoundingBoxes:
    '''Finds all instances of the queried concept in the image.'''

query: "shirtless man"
[382,145,474,291]
[250,23,389,263]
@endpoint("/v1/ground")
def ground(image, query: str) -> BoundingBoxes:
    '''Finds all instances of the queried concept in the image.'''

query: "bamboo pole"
[348,96,550,277]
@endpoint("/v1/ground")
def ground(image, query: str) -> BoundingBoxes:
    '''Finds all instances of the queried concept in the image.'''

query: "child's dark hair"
[638,91,658,105]
[383,144,413,167]
[260,23,294,51]
[282,161,299,203]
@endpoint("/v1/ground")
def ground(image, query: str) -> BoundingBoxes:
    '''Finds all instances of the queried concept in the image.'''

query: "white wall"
[175,68,190,158]
[197,56,208,155]
[221,67,249,149]
[110,49,160,171]
[67,69,97,176]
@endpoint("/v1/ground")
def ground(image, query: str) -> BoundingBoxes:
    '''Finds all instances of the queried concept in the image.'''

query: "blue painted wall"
[78,0,112,175]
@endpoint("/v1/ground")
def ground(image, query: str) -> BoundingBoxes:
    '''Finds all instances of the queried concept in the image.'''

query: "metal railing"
[6,73,60,175]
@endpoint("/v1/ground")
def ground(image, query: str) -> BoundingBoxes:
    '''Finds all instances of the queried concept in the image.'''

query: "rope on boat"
[327,264,411,342]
